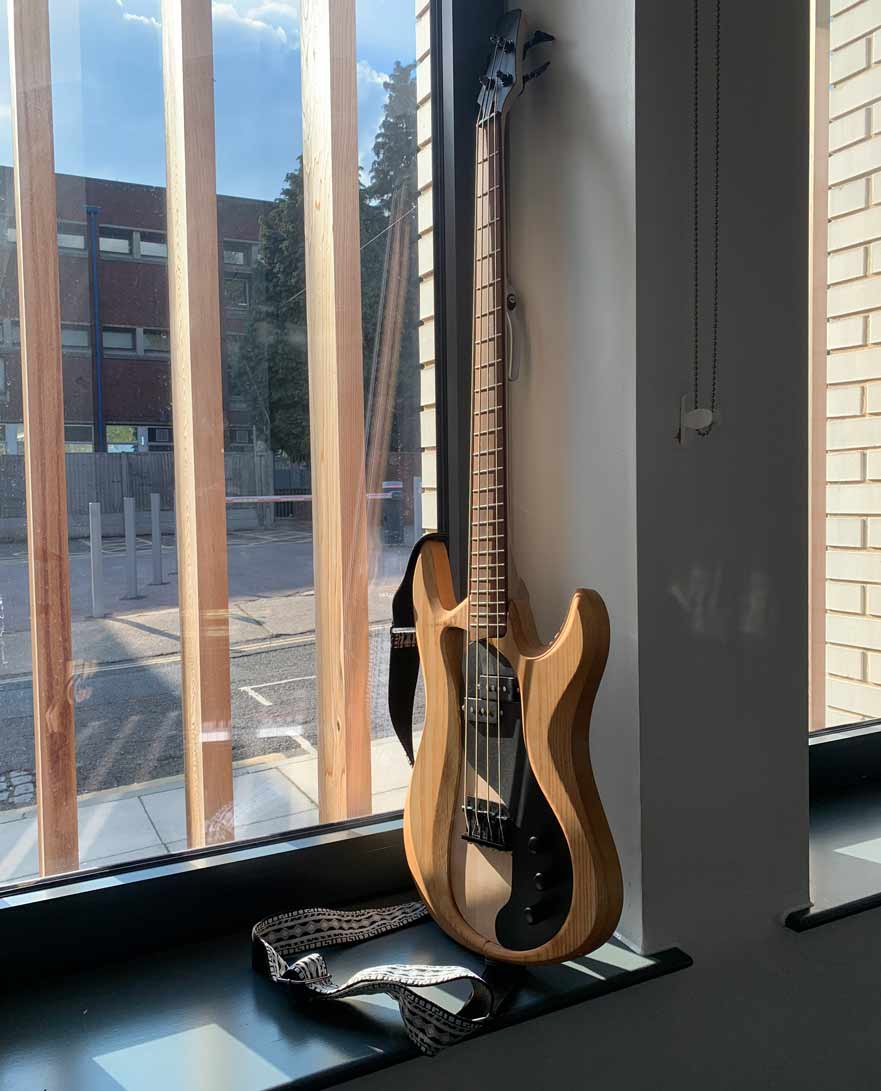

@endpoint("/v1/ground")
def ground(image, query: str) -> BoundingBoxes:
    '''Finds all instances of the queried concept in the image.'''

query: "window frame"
[0,0,472,934]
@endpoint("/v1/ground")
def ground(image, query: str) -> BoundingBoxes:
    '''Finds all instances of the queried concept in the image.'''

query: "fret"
[474,485,504,493]
[474,382,503,394]
[475,216,502,229]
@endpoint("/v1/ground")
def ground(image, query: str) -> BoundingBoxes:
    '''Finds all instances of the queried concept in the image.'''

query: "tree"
[243,60,420,465]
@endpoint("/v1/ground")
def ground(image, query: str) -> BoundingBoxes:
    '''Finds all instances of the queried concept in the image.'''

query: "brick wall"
[825,0,881,726]
[416,0,438,531]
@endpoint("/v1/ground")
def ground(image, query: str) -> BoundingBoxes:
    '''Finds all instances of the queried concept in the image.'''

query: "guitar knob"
[534,871,551,892]
[524,903,547,926]
[527,835,541,855]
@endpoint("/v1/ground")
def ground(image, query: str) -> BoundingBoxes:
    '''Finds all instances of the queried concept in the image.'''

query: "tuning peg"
[522,60,551,86]
[479,74,494,89]
[524,30,555,55]
[490,33,515,53]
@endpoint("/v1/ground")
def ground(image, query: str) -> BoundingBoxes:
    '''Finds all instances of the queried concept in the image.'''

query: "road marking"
[240,674,316,707]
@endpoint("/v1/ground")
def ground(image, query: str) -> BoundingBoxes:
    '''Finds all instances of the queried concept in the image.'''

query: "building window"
[63,424,93,452]
[99,227,134,256]
[105,423,139,453]
[226,426,251,447]
[223,276,250,309]
[222,241,251,267]
[11,320,20,345]
[147,425,173,449]
[102,326,136,352]
[61,324,90,350]
[143,328,170,354]
[140,231,168,259]
[5,223,15,244]
[57,222,86,251]
[0,358,7,403]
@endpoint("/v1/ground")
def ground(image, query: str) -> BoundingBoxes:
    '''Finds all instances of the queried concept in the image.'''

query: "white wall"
[343,3,881,1089]
[504,0,643,946]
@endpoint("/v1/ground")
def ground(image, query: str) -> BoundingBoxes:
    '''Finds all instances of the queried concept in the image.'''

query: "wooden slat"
[809,0,830,731]
[8,0,79,875]
[161,0,234,844]
[301,0,372,821]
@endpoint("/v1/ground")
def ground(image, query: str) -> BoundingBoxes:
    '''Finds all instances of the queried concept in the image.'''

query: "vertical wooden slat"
[161,0,234,844]
[8,0,79,875]
[301,0,372,821]
[809,0,829,732]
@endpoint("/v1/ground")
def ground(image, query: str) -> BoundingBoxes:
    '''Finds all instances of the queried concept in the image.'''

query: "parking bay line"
[240,674,316,708]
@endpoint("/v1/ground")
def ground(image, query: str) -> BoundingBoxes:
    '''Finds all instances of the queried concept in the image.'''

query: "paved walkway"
[0,735,413,886]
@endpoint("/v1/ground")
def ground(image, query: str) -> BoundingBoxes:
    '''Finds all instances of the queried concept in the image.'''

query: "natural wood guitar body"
[403,539,623,964]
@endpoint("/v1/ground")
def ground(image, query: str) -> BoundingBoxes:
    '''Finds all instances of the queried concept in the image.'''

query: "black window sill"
[0,906,689,1091]
[787,722,881,932]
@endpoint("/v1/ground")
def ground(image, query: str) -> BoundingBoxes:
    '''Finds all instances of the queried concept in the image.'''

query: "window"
[222,241,251,267]
[143,328,170,354]
[61,324,90,350]
[223,275,249,308]
[147,425,173,450]
[57,222,86,251]
[0,358,7,403]
[11,320,20,345]
[99,227,134,255]
[105,423,139,453]
[139,230,168,259]
[0,0,435,890]
[64,424,93,452]
[102,326,136,352]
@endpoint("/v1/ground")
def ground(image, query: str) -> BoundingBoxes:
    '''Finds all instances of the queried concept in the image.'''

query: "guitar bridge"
[462,797,512,851]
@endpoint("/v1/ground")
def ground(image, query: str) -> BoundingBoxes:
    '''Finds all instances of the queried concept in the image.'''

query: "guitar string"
[465,83,486,832]
[491,109,503,829]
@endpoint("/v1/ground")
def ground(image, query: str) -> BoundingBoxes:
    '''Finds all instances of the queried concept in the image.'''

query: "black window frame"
[0,0,499,962]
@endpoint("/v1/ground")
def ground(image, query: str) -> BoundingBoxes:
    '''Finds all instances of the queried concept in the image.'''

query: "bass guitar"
[402,9,623,965]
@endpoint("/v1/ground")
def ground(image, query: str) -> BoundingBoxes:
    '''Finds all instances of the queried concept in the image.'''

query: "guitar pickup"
[475,674,519,703]
[462,797,512,851]
[464,696,499,724]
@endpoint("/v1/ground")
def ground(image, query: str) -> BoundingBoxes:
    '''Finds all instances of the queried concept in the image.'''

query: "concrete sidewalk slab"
[0,733,415,887]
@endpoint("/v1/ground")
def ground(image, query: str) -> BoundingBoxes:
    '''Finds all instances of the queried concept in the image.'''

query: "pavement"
[0,735,415,885]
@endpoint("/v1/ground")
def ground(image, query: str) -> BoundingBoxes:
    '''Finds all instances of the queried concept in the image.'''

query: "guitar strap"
[387,532,447,765]
[252,535,522,1054]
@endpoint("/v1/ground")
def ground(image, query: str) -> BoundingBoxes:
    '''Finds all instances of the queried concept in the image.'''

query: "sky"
[0,0,416,201]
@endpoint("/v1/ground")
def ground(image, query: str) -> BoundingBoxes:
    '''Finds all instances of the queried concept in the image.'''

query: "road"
[0,626,424,809]
[0,520,423,809]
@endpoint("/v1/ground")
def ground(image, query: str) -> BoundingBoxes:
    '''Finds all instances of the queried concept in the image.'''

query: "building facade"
[0,166,269,455]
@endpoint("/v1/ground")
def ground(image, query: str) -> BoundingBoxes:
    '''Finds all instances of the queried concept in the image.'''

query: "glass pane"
[143,328,169,354]
[98,229,133,255]
[61,324,90,349]
[356,2,424,813]
[139,231,167,259]
[102,327,136,351]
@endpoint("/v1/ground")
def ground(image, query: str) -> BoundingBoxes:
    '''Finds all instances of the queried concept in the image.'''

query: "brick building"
[0,166,270,455]
[823,2,881,727]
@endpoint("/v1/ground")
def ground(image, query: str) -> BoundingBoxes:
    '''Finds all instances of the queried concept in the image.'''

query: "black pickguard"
[461,641,573,951]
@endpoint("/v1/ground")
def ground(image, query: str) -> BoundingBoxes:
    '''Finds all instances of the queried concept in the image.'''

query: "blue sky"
[0,0,415,201]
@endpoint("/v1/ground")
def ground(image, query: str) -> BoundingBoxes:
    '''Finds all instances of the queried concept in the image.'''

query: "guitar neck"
[468,113,508,638]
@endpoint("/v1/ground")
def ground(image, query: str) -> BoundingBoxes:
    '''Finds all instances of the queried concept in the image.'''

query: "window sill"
[0,900,690,1091]
[787,723,881,932]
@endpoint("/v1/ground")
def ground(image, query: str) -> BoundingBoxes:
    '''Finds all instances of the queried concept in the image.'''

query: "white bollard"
[149,492,165,585]
[89,502,105,618]
[121,496,142,600]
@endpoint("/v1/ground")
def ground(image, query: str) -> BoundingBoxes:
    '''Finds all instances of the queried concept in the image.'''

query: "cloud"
[112,0,299,44]
[114,1,160,29]
[212,1,297,47]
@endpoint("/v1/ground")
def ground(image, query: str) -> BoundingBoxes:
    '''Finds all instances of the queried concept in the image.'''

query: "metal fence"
[0,450,276,540]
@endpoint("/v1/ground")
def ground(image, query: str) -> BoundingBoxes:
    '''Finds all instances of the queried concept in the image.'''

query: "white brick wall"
[416,0,437,532]
[824,1,881,727]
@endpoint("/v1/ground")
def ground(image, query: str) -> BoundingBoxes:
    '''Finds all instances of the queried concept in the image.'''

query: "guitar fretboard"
[468,115,507,639]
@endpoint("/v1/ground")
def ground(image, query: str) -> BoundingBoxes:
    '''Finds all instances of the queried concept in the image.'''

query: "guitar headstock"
[477,9,554,124]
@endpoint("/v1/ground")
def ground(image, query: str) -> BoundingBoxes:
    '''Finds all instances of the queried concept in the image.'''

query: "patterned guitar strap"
[252,901,518,1056]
